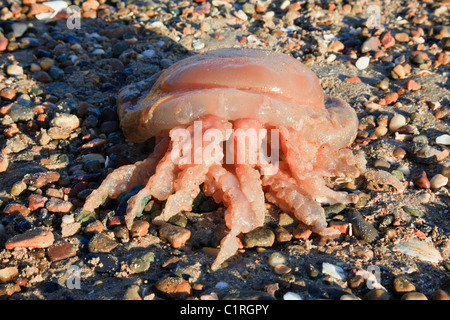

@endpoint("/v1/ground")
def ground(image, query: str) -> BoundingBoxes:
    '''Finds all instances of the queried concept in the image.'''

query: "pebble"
[405,79,421,91]
[3,203,30,215]
[10,181,27,196]
[328,40,345,52]
[158,223,191,248]
[366,289,391,300]
[33,71,53,83]
[0,36,8,51]
[155,277,191,299]
[84,220,104,235]
[361,37,381,53]
[0,267,19,283]
[383,92,399,105]
[47,241,77,262]
[283,292,302,300]
[6,65,23,76]
[5,228,54,250]
[429,174,448,189]
[88,232,118,253]
[130,220,150,237]
[389,114,407,132]
[401,292,427,300]
[50,114,80,131]
[0,88,17,101]
[9,104,36,122]
[393,276,416,293]
[84,253,119,275]
[395,32,410,43]
[413,171,431,189]
[243,227,275,248]
[431,289,450,300]
[123,285,141,300]
[23,171,60,188]
[45,197,74,213]
[381,31,396,48]
[355,56,370,70]
[0,153,8,172]
[268,252,287,267]
[129,252,155,274]
[407,142,447,164]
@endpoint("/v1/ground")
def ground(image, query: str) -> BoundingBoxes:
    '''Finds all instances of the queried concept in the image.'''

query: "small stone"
[401,292,427,300]
[389,114,406,132]
[51,114,80,131]
[383,92,399,105]
[33,71,53,83]
[403,206,423,218]
[131,220,150,237]
[381,31,396,48]
[413,171,430,189]
[0,153,8,172]
[84,253,119,275]
[5,228,54,250]
[124,285,142,300]
[39,57,55,71]
[407,142,447,164]
[274,264,291,275]
[129,252,155,274]
[393,276,416,294]
[48,66,64,80]
[10,181,27,196]
[46,198,74,213]
[355,56,370,70]
[429,174,448,189]
[155,277,191,299]
[366,289,391,300]
[84,220,104,235]
[6,64,23,76]
[344,76,361,83]
[395,33,410,43]
[28,194,48,211]
[392,65,406,78]
[3,203,30,215]
[405,79,421,91]
[329,40,345,52]
[9,104,36,122]
[0,88,17,101]
[361,37,381,53]
[243,227,275,248]
[431,289,450,300]
[0,267,19,283]
[0,36,8,51]
[47,241,77,262]
[23,171,60,188]
[268,252,287,267]
[329,221,350,234]
[88,232,118,253]
[158,223,191,248]
[61,222,81,238]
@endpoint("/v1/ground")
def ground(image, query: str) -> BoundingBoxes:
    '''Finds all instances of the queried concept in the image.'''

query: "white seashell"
[392,240,443,264]
[322,262,346,281]
[283,292,302,300]
[436,134,450,145]
[35,1,68,20]
[355,56,370,70]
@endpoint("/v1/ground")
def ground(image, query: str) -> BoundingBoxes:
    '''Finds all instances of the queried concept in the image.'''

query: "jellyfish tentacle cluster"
[83,48,366,270]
